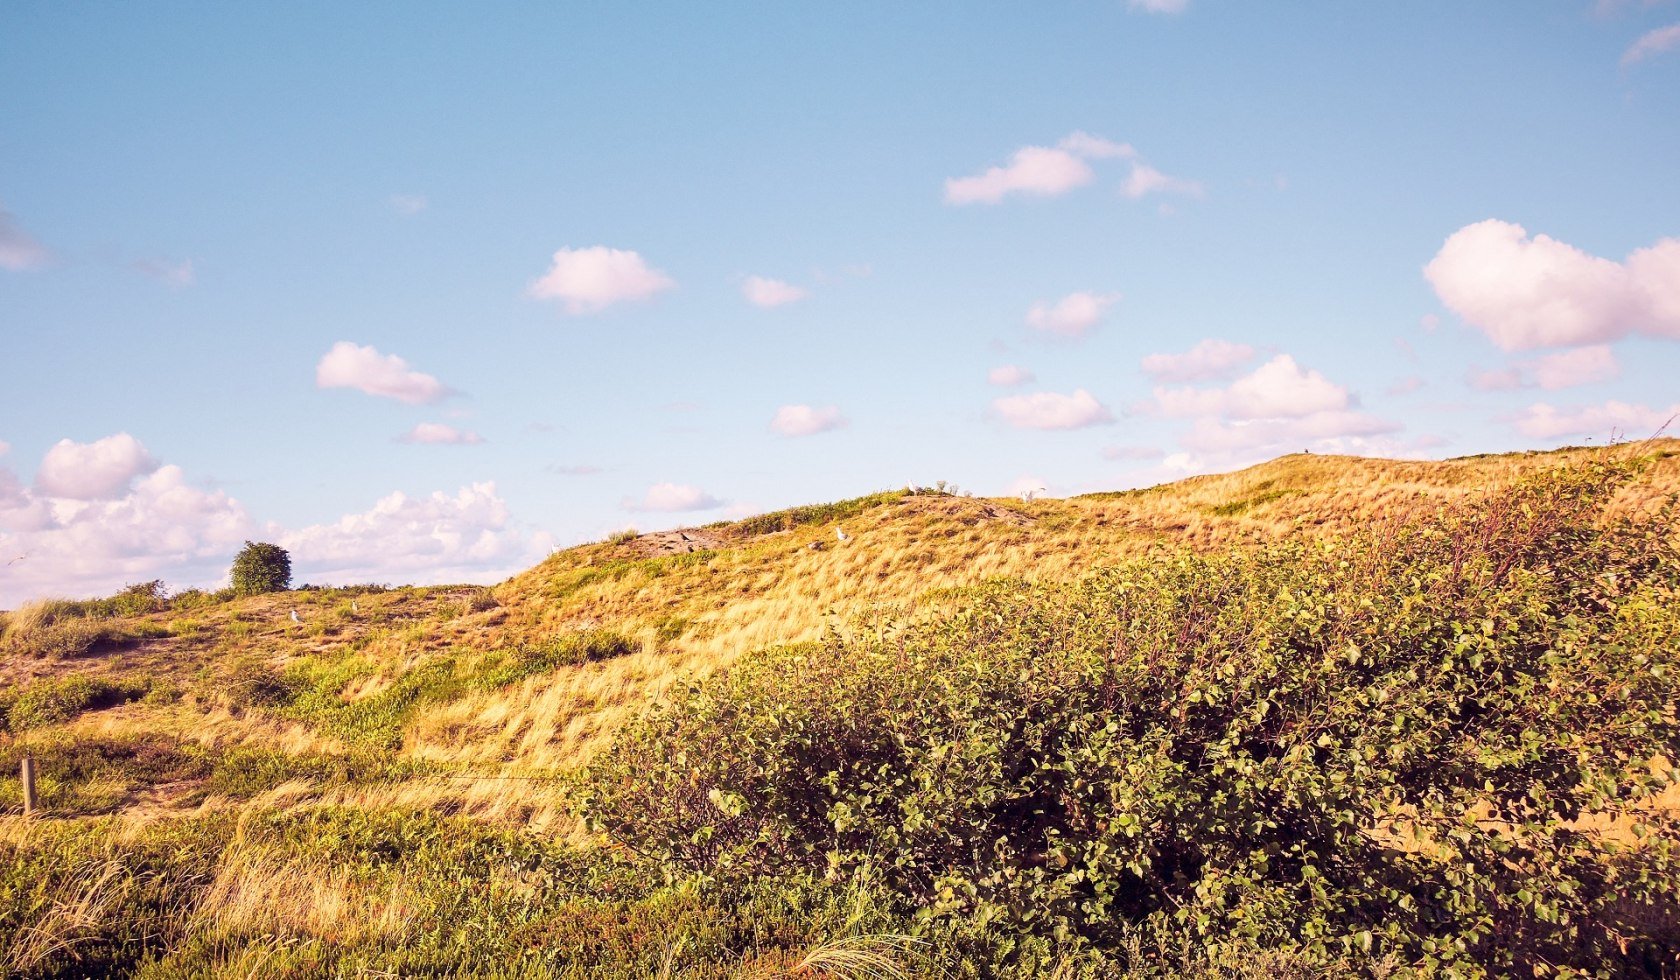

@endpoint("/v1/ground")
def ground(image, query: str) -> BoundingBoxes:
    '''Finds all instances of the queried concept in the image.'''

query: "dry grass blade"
[790,934,927,980]
[5,859,132,973]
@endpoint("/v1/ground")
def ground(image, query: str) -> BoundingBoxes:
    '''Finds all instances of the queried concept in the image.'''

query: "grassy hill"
[1,442,1677,977]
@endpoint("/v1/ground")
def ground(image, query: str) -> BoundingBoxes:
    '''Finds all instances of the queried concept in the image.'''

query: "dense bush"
[585,460,1680,976]
[229,541,291,596]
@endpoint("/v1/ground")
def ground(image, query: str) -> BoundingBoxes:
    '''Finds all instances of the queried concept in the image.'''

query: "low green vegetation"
[586,459,1680,976]
[1,454,1677,977]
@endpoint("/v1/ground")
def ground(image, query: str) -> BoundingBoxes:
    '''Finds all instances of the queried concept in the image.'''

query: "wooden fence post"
[20,756,36,816]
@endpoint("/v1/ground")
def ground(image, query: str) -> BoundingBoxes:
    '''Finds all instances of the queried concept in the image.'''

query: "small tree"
[230,541,291,596]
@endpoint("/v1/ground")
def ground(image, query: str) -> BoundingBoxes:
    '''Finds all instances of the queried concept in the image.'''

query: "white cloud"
[399,422,485,445]
[1510,400,1679,440]
[945,133,1195,208]
[1469,345,1620,392]
[0,204,49,272]
[1057,131,1136,159]
[1179,412,1400,455]
[36,434,159,501]
[1122,163,1203,200]
[1384,376,1425,396]
[315,341,454,405]
[742,275,809,308]
[945,145,1094,205]
[0,447,551,603]
[1154,354,1348,420]
[1530,345,1620,389]
[281,482,551,585]
[1423,219,1680,350]
[1469,366,1524,392]
[527,245,675,314]
[770,404,847,437]
[623,482,724,513]
[1141,339,1257,382]
[1623,22,1680,66]
[0,464,256,606]
[1129,0,1189,12]
[993,389,1114,430]
[132,258,194,287]
[1026,291,1119,338]
[1143,355,1399,465]
[987,364,1035,386]
[389,194,429,215]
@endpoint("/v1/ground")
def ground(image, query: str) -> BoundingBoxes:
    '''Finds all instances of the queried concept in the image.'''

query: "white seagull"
[289,609,300,625]
[351,600,359,614]
[836,527,850,542]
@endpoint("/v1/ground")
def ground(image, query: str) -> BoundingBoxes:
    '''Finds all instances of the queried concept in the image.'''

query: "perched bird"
[351,600,359,614]
[290,609,300,624]
[836,527,850,542]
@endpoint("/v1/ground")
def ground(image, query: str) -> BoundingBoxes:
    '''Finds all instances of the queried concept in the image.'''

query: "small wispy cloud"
[1129,0,1189,13]
[993,389,1115,430]
[987,364,1034,386]
[1026,291,1120,338]
[742,275,809,308]
[0,204,50,272]
[389,194,429,215]
[1622,22,1680,65]
[770,404,847,436]
[1141,339,1257,383]
[623,482,724,512]
[398,422,484,445]
[316,341,455,404]
[132,258,195,287]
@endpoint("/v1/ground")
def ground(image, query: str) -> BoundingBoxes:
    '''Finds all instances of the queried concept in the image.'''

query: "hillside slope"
[2,442,1676,827]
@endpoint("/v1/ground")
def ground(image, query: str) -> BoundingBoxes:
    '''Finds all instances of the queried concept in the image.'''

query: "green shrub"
[0,675,152,732]
[585,460,1680,975]
[474,630,636,690]
[229,540,291,596]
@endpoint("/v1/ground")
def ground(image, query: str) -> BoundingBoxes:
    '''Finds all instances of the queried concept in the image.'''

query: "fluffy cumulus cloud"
[316,342,454,404]
[35,433,159,500]
[527,245,675,314]
[280,482,550,585]
[398,422,485,445]
[1153,355,1348,420]
[1146,355,1398,464]
[993,389,1114,430]
[945,145,1094,205]
[987,364,1034,386]
[1623,22,1680,66]
[1025,291,1119,338]
[742,275,809,308]
[770,404,846,437]
[1424,220,1680,350]
[1141,339,1257,383]
[1510,400,1679,440]
[623,482,724,513]
[0,203,50,272]
[0,437,553,603]
[0,460,255,606]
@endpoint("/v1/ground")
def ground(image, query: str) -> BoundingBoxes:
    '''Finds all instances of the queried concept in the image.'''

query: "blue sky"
[3,1,1679,603]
